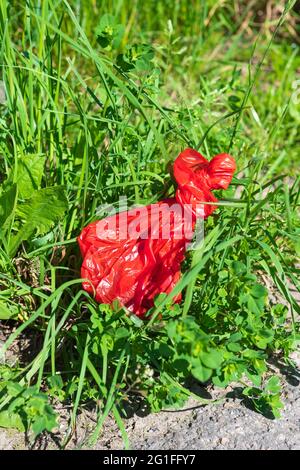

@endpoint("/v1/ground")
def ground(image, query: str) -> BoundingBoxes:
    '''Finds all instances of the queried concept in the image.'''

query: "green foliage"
[166,317,223,382]
[0,184,17,230]
[0,301,18,320]
[117,44,155,72]
[243,376,284,418]
[9,154,46,199]
[96,14,124,49]
[10,186,68,256]
[0,0,299,448]
[0,382,57,436]
[0,150,67,258]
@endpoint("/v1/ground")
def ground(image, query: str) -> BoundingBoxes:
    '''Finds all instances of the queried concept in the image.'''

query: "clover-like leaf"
[117,44,154,72]
[96,14,124,49]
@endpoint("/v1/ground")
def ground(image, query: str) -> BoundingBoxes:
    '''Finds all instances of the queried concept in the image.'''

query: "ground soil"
[0,352,299,450]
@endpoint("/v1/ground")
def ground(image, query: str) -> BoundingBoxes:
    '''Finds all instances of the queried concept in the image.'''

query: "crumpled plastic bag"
[78,148,236,317]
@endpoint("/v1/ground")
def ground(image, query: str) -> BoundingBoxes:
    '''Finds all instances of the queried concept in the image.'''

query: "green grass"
[0,0,299,448]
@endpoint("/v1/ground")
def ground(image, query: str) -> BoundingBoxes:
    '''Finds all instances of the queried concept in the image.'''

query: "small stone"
[221,437,229,445]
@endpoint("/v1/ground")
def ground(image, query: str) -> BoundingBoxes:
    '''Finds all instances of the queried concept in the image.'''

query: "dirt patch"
[0,353,299,450]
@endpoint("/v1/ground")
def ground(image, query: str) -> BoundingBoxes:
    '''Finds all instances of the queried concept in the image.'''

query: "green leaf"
[232,260,247,276]
[0,301,18,320]
[267,394,284,418]
[129,314,144,328]
[172,357,190,373]
[251,283,267,299]
[117,44,154,72]
[191,363,212,382]
[115,327,130,340]
[9,186,68,257]
[32,416,47,436]
[240,283,267,315]
[254,328,274,349]
[96,14,124,49]
[227,342,241,352]
[245,370,262,387]
[6,381,23,397]
[217,287,227,298]
[201,350,223,369]
[0,410,25,432]
[229,332,243,342]
[0,183,17,231]
[15,154,46,199]
[47,374,64,390]
[31,404,57,436]
[265,376,281,394]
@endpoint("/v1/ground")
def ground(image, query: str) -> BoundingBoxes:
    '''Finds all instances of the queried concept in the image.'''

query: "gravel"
[129,382,300,450]
[0,354,299,450]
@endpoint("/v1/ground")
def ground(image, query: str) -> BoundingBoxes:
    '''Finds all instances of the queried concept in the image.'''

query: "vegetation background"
[0,0,299,448]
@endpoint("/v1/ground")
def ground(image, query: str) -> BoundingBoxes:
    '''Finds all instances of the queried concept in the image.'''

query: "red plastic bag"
[78,148,236,317]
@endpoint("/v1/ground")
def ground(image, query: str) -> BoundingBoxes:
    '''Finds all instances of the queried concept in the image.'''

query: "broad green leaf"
[245,370,262,387]
[227,342,241,352]
[173,357,190,372]
[229,332,243,342]
[32,416,47,436]
[6,382,24,397]
[265,376,281,394]
[15,154,46,199]
[247,296,265,315]
[232,260,247,276]
[254,329,274,349]
[9,186,68,257]
[268,395,284,418]
[191,363,212,383]
[0,301,18,320]
[32,406,58,436]
[251,283,267,299]
[0,183,17,229]
[201,350,223,369]
[0,410,25,432]
[239,283,267,315]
